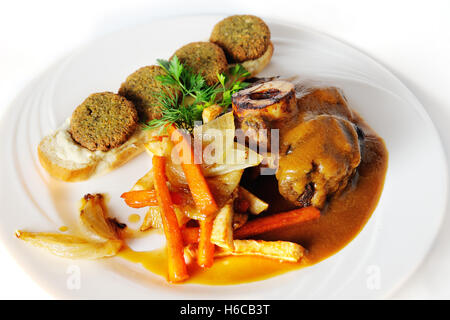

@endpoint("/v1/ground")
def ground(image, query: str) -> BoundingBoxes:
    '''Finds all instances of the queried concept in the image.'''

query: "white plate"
[0,15,446,299]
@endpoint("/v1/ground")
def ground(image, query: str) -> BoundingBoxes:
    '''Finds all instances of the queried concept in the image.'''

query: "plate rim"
[0,13,447,299]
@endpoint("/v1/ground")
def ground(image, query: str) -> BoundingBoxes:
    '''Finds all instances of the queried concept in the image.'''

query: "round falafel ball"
[210,15,271,63]
[119,65,178,122]
[173,42,228,86]
[70,92,138,152]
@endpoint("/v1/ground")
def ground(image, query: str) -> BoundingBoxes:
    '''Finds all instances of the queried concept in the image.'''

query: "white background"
[0,0,449,299]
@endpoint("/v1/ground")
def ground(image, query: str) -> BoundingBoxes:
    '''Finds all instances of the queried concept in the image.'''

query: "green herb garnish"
[143,56,250,132]
[217,64,251,107]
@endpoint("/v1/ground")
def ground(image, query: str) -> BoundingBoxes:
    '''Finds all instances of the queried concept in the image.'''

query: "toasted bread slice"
[240,41,274,77]
[38,119,150,182]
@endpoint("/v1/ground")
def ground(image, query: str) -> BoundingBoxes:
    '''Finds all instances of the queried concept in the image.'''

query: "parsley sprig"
[217,64,251,107]
[143,56,250,132]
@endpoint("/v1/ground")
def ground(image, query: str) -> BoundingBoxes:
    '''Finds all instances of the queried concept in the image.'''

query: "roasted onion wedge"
[79,194,121,241]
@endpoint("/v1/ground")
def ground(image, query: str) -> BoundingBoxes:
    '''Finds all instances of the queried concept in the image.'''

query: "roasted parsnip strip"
[140,206,163,230]
[219,239,305,262]
[140,206,189,231]
[238,187,268,215]
[211,202,234,251]
[185,240,305,263]
[15,231,122,259]
[131,169,154,191]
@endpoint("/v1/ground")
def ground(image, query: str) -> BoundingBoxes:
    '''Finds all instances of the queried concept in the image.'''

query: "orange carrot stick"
[152,155,188,283]
[234,206,320,239]
[180,207,320,245]
[167,125,218,218]
[197,217,215,268]
[167,125,218,268]
[181,227,200,245]
[121,190,184,208]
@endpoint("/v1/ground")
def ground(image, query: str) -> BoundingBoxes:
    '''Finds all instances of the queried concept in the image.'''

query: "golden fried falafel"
[173,41,228,86]
[119,65,178,122]
[70,92,138,152]
[210,15,271,63]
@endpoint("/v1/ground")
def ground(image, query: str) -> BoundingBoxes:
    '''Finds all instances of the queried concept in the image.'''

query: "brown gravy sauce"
[243,128,388,266]
[119,88,389,284]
